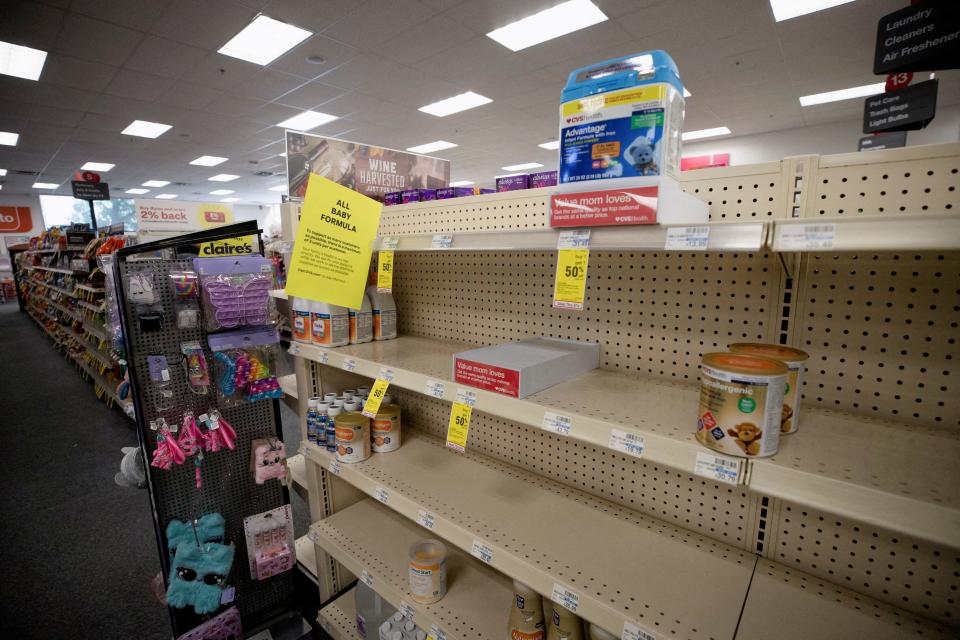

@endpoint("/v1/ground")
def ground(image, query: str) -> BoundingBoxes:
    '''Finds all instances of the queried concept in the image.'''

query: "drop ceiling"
[0,0,957,203]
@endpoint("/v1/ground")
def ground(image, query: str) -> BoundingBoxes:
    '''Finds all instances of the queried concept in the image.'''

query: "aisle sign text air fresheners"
[553,229,590,310]
[377,250,394,293]
[445,389,476,452]
[285,174,382,309]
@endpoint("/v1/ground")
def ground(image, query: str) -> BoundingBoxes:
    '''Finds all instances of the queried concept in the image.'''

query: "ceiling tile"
[204,94,270,118]
[125,36,209,79]
[273,81,346,109]
[151,0,257,50]
[159,82,224,110]
[0,77,40,105]
[320,0,436,49]
[41,54,119,91]
[55,13,144,66]
[70,0,172,31]
[229,69,308,102]
[27,105,86,128]
[104,68,177,101]
[0,1,66,51]
[260,0,363,32]
[180,51,263,90]
[443,0,560,34]
[379,14,476,64]
[267,34,359,79]
[248,103,304,126]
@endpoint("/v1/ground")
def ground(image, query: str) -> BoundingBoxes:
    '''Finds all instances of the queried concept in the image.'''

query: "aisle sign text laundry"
[285,174,382,309]
[873,2,959,74]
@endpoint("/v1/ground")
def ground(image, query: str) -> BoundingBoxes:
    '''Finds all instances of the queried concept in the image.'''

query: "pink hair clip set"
[150,410,237,489]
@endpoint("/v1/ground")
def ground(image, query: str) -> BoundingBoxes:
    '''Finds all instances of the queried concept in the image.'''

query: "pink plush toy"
[250,438,287,485]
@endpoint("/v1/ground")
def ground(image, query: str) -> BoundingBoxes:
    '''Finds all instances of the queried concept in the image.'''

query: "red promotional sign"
[885,71,913,92]
[454,358,521,397]
[0,206,33,233]
[681,153,731,171]
[204,210,226,223]
[550,186,658,227]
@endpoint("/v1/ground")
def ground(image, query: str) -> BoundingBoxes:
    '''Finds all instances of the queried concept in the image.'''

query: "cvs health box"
[453,337,599,398]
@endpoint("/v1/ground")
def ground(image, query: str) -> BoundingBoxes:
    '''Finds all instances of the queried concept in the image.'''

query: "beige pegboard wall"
[765,498,959,628]
[678,160,788,221]
[809,143,960,218]
[791,251,960,429]
[389,387,759,549]
[393,250,781,383]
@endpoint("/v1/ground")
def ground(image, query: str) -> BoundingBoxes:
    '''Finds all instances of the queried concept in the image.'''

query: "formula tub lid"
[702,352,788,376]
[728,343,810,363]
[562,50,683,101]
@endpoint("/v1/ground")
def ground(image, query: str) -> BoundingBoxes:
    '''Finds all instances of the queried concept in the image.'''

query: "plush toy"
[166,541,235,614]
[166,514,226,560]
[114,446,146,489]
[250,438,287,485]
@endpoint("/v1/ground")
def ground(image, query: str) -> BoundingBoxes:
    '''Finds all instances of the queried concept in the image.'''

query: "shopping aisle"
[0,303,169,639]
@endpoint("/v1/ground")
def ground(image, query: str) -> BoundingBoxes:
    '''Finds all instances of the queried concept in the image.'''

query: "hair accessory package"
[174,606,242,640]
[194,256,274,332]
[242,506,295,581]
[249,437,288,485]
[209,327,284,405]
[169,269,201,330]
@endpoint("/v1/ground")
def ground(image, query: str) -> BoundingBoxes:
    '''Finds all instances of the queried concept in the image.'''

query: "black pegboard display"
[115,223,297,637]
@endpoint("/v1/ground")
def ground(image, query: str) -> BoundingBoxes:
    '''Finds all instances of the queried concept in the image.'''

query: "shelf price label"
[665,226,710,250]
[377,250,394,293]
[360,570,374,588]
[362,370,393,417]
[446,389,476,453]
[381,236,400,250]
[318,350,329,364]
[429,623,447,640]
[327,460,341,476]
[288,343,300,356]
[623,621,657,640]
[417,509,436,530]
[777,223,836,251]
[542,411,572,436]
[374,486,390,504]
[553,230,591,311]
[425,379,446,399]
[470,539,493,564]
[609,429,645,458]
[551,583,580,613]
[694,451,743,485]
[343,358,357,372]
[399,599,415,619]
[431,234,453,249]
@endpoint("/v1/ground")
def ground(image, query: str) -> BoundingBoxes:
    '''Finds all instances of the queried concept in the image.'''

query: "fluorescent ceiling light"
[155,193,178,199]
[683,88,692,98]
[218,15,312,66]
[0,131,19,146]
[142,180,169,187]
[33,182,58,189]
[681,126,732,141]
[0,41,47,81]
[190,155,228,166]
[276,110,338,131]
[799,82,885,106]
[538,140,560,150]
[268,185,287,192]
[122,120,172,138]
[208,174,239,182]
[406,140,458,154]
[125,188,150,194]
[210,189,234,195]
[0,169,7,176]
[279,152,287,157]
[486,0,608,51]
[80,162,114,172]
[449,180,474,187]
[419,91,492,117]
[220,197,240,202]
[770,0,855,22]
[502,162,543,171]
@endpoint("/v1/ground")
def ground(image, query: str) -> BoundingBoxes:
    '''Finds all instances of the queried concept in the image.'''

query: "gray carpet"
[0,301,310,638]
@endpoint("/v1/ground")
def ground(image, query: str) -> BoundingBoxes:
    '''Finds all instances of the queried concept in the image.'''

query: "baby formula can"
[335,411,371,463]
[728,343,809,434]
[408,539,447,604]
[372,404,401,453]
[697,353,787,458]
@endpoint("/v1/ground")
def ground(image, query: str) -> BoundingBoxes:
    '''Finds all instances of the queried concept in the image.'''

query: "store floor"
[0,302,309,639]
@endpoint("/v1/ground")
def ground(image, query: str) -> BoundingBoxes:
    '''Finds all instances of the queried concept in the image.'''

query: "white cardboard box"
[453,337,600,398]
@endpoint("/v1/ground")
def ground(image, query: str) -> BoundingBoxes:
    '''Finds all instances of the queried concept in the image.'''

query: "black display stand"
[115,222,299,638]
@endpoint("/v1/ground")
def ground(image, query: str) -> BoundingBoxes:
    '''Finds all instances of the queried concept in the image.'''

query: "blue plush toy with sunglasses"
[167,540,235,614]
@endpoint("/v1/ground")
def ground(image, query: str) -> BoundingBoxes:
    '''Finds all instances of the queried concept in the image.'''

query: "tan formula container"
[728,343,809,434]
[697,353,787,458]
[372,403,401,453]
[335,411,371,463]
[508,580,545,640]
[544,599,583,640]
[408,539,447,604]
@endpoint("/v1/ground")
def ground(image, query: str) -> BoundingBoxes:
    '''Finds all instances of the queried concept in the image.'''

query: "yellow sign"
[197,235,257,258]
[362,378,390,418]
[285,174,382,309]
[553,249,589,310]
[446,402,472,452]
[377,250,394,293]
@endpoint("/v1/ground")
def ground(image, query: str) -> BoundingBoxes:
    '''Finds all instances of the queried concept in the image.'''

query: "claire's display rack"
[286,143,959,639]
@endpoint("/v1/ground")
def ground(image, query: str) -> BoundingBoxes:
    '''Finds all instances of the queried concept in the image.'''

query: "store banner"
[285,131,450,202]
[681,153,730,171]
[550,186,658,227]
[284,174,382,309]
[0,206,33,233]
[135,199,235,233]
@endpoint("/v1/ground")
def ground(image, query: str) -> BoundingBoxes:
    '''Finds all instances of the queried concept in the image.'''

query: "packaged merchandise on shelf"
[529,171,558,188]
[453,337,600,398]
[181,341,211,395]
[169,269,201,330]
[174,606,242,640]
[349,292,374,344]
[366,286,397,340]
[371,403,401,453]
[306,397,320,444]
[544,599,583,640]
[311,299,349,347]
[326,405,340,452]
[408,539,447,604]
[290,296,312,343]
[400,188,437,203]
[209,327,284,404]
[193,256,273,332]
[559,50,684,183]
[166,537,236,614]
[696,353,787,458]
[497,174,530,192]
[509,580,545,640]
[335,410,371,463]
[249,437,288,485]
[384,192,402,206]
[728,343,809,434]
[354,580,397,638]
[242,505,296,580]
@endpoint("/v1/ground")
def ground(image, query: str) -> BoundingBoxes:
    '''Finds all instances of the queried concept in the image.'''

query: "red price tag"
[885,72,912,92]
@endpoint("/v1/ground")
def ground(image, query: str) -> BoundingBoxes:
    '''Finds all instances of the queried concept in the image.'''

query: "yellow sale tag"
[362,378,390,418]
[377,250,394,293]
[553,249,589,310]
[446,403,472,452]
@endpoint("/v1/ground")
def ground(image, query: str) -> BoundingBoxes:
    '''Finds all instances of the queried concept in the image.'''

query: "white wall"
[682,105,960,166]
[0,195,44,258]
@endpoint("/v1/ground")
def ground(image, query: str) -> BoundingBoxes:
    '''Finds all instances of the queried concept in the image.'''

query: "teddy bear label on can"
[697,364,785,457]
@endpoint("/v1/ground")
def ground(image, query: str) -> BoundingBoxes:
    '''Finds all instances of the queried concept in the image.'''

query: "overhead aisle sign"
[873,2,959,74]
